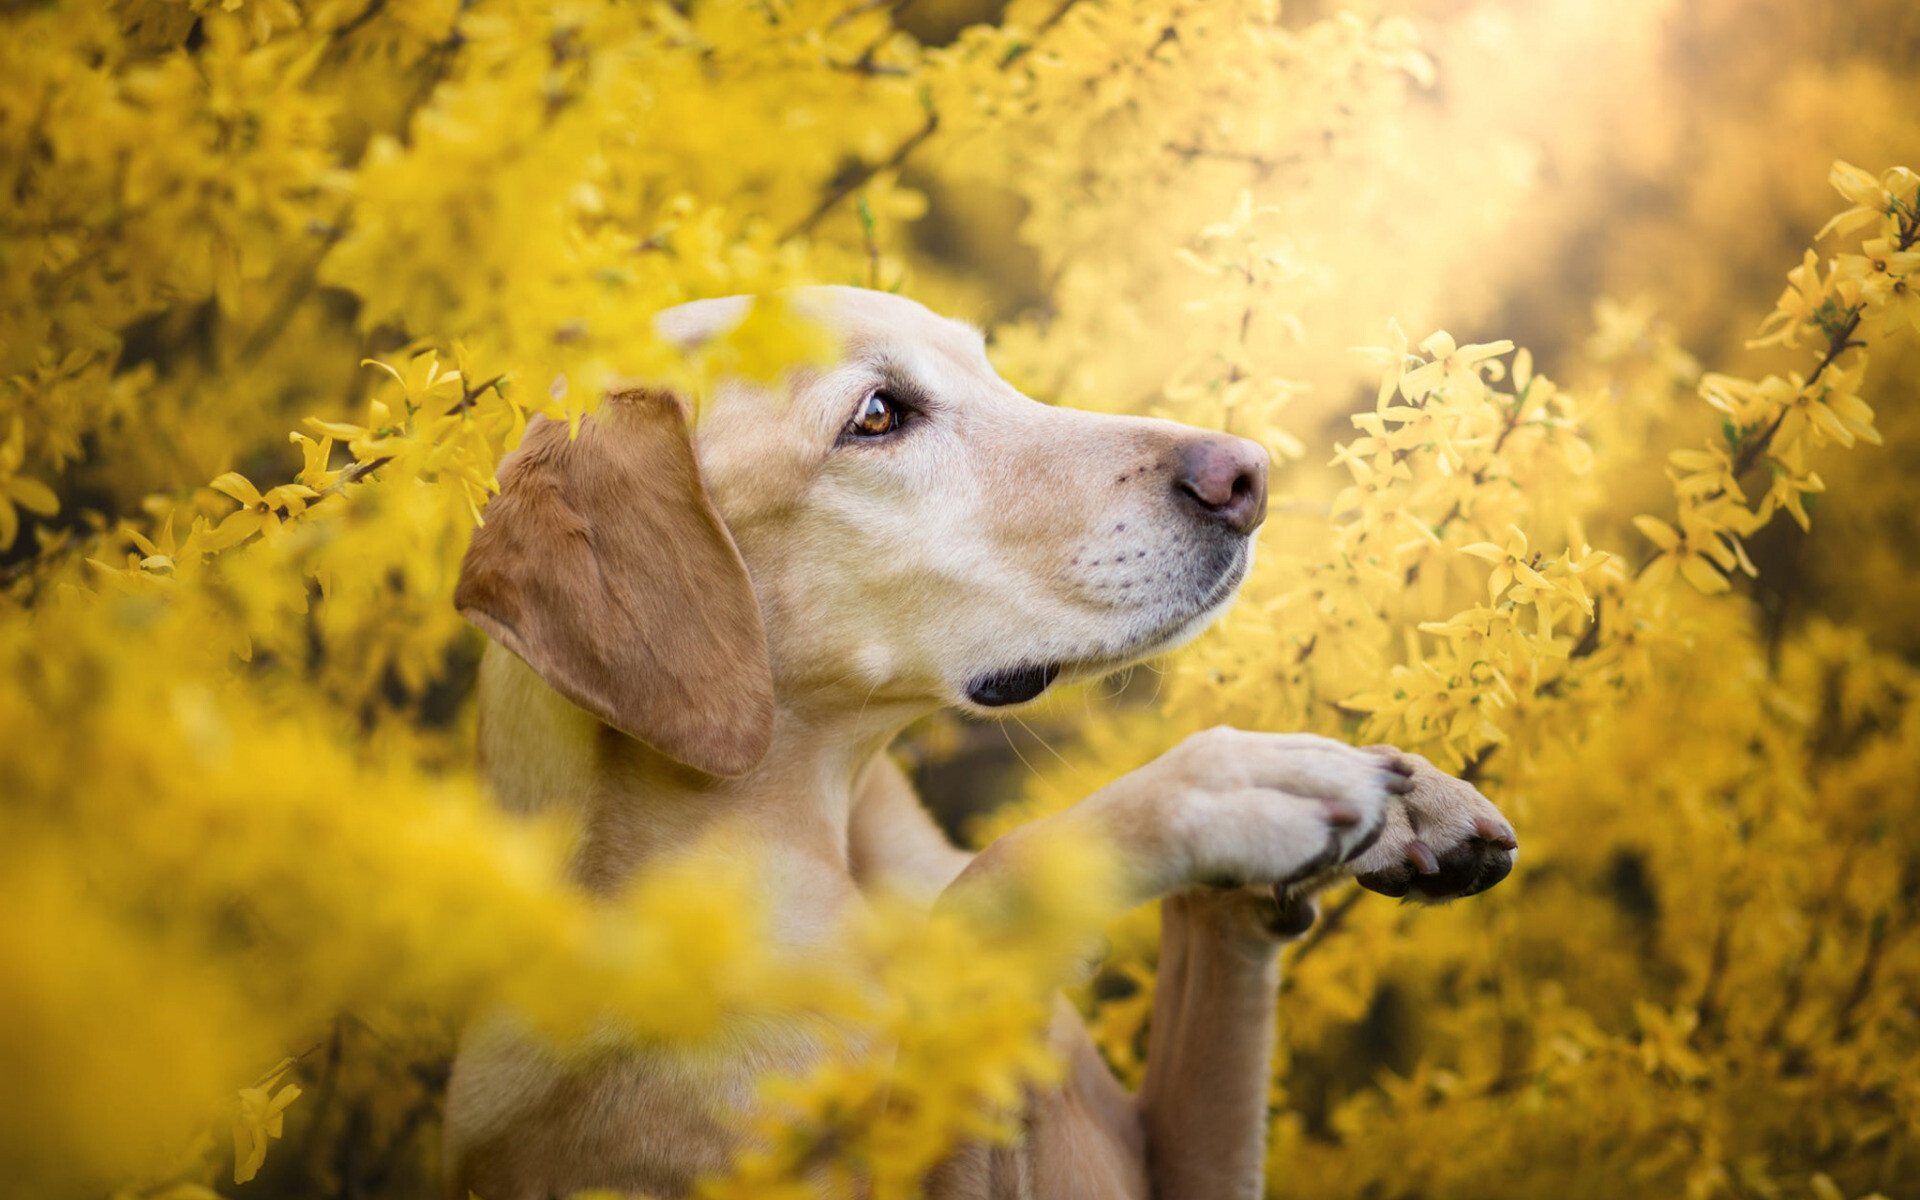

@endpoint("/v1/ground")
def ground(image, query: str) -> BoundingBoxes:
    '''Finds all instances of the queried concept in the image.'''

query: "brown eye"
[846,390,902,437]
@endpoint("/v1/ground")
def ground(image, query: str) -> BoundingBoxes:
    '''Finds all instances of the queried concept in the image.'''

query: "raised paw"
[1347,747,1517,903]
[1162,728,1403,895]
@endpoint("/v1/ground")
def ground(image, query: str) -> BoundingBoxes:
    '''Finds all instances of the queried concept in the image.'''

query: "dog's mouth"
[963,547,1250,709]
[965,662,1062,707]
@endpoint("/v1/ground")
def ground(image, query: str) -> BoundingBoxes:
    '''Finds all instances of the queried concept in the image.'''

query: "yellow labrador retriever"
[444,287,1517,1199]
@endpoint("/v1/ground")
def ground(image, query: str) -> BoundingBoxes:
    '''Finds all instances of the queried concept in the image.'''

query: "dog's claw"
[1324,799,1362,828]
[1406,839,1440,875]
[1474,814,1518,851]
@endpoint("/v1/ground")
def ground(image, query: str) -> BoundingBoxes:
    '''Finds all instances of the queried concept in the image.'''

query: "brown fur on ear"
[455,389,775,777]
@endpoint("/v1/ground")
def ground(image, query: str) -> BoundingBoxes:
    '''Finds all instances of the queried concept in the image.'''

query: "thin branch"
[1567,601,1603,661]
[329,0,389,41]
[829,49,913,76]
[1720,206,1914,485]
[294,1018,346,1165]
[785,109,939,240]
[1724,308,1860,483]
[1763,847,1854,1048]
[451,373,505,414]
[1280,887,1365,982]
[1459,742,1497,785]
[1832,910,1889,1044]
[830,0,911,29]
[237,221,347,362]
[1688,920,1732,1046]
[1163,143,1299,178]
[1000,0,1085,68]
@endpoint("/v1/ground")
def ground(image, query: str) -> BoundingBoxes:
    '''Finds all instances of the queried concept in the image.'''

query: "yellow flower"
[126,510,186,579]
[1354,318,1412,411]
[1698,372,1778,425]
[1397,331,1514,401]
[1417,604,1512,655]
[1376,399,1469,474]
[1834,237,1920,336]
[231,1068,302,1184]
[1197,189,1278,241]
[1546,542,1610,617]
[1461,525,1549,601]
[1758,443,1826,532]
[199,473,319,552]
[1748,249,1830,349]
[0,417,60,552]
[702,296,837,386]
[1875,271,1920,336]
[1632,1001,1710,1083]
[362,350,466,416]
[1667,443,1745,504]
[1633,510,1753,594]
[1774,360,1880,452]
[290,432,342,491]
[1818,160,1896,241]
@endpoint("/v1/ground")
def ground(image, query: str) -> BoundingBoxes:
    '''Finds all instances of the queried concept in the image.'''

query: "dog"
[443,286,1518,1199]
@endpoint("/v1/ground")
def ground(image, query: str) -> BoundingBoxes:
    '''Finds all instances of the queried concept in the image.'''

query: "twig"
[451,373,505,414]
[329,0,389,41]
[237,225,346,362]
[1567,602,1603,661]
[1763,847,1854,1048]
[1720,204,1914,486]
[1688,920,1732,1046]
[1725,308,1860,483]
[1000,0,1085,68]
[1832,910,1888,1044]
[785,109,939,240]
[294,1018,346,1165]
[829,0,910,28]
[1459,743,1497,785]
[1162,143,1298,178]
[1281,887,1364,983]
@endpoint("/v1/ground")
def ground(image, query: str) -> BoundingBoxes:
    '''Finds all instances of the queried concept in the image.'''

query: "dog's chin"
[960,544,1251,712]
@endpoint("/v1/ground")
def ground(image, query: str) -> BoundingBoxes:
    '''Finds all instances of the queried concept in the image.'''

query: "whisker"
[1013,712,1074,771]
[999,717,1043,782]
[854,673,884,728]
[795,667,862,698]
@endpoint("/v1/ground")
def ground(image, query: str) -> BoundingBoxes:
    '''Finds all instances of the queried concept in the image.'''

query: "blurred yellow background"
[2,1,1917,1197]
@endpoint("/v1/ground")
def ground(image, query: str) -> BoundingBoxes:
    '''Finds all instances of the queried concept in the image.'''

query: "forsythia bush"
[3,1,1918,1198]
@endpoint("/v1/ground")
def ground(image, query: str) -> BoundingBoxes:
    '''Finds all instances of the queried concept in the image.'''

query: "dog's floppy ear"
[455,389,774,777]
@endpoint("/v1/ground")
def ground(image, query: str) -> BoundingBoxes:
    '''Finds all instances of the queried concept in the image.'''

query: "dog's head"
[456,287,1267,777]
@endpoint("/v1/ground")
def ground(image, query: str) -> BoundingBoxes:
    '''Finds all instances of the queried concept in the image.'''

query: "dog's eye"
[846,390,903,438]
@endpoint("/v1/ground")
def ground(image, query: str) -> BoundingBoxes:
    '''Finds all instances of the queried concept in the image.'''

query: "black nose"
[1175,435,1269,535]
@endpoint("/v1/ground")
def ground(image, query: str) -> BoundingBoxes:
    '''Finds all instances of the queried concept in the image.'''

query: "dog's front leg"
[1132,744,1522,1199]
[1137,886,1309,1200]
[934,729,1410,1198]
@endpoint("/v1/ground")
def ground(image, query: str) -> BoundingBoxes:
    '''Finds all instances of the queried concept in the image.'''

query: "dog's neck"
[570,707,906,892]
[478,642,917,921]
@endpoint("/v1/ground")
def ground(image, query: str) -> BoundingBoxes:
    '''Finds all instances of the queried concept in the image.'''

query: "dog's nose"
[1175,435,1269,535]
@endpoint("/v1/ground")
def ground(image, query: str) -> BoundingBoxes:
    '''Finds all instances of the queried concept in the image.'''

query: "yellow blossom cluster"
[1644,165,1916,597]
[4,2,1920,1199]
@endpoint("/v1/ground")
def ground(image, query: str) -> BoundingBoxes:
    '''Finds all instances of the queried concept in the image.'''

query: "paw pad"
[1356,832,1515,902]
